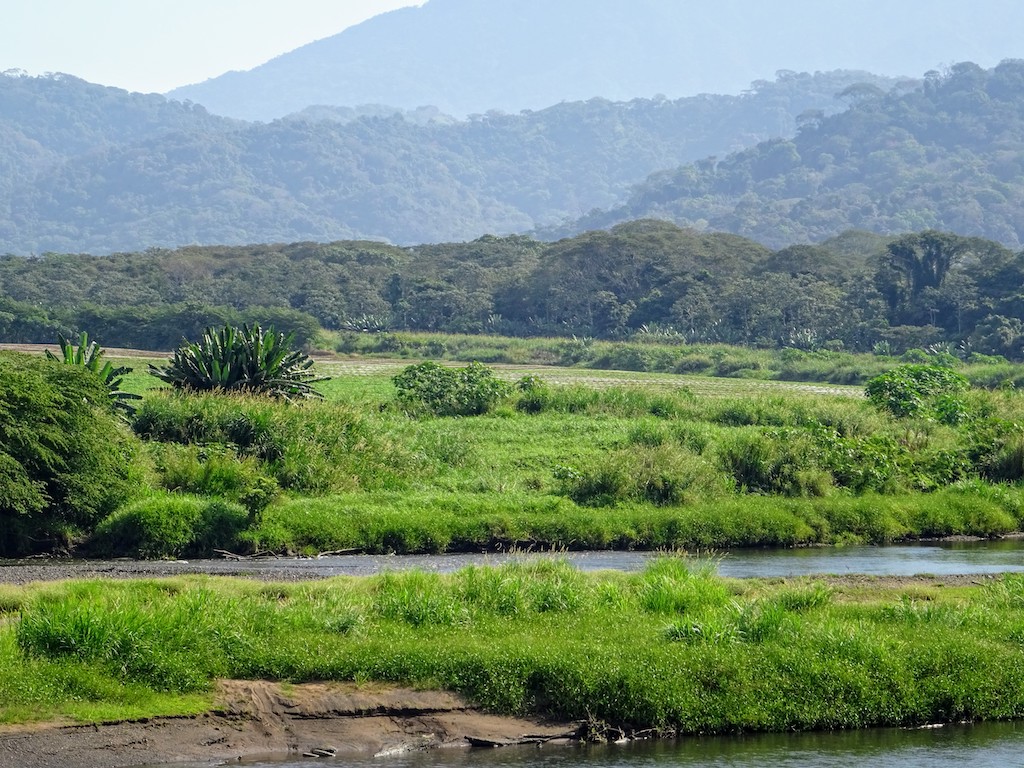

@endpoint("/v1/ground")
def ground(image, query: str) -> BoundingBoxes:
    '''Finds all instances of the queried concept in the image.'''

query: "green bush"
[716,429,831,496]
[0,352,138,555]
[559,446,732,507]
[89,491,248,558]
[392,361,511,416]
[865,365,970,419]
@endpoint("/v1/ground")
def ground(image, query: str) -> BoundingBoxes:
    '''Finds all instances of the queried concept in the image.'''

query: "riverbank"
[6,561,1024,743]
[0,680,576,768]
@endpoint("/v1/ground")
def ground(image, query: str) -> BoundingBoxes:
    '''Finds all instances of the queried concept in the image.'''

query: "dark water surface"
[144,722,1024,768]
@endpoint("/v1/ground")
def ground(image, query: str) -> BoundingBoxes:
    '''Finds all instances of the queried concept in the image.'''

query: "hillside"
[0,69,883,255]
[166,0,1024,121]
[551,61,1024,249]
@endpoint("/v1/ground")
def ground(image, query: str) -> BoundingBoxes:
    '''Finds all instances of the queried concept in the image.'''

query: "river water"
[149,721,1024,768]
[6,538,1020,583]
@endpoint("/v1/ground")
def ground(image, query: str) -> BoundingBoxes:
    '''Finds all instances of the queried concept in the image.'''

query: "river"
[144,721,1024,768]
[5,538,1023,583]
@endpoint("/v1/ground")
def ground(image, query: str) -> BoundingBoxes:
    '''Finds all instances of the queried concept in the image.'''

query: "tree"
[875,231,975,324]
[0,352,137,555]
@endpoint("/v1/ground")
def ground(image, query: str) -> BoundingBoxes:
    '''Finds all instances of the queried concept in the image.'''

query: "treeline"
[5,220,1024,360]
[559,60,1024,248]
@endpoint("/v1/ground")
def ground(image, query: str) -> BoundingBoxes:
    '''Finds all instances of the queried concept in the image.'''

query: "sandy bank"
[0,681,576,768]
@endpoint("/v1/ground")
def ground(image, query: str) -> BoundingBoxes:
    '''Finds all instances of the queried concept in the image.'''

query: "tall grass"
[10,564,1024,731]
[242,486,1021,555]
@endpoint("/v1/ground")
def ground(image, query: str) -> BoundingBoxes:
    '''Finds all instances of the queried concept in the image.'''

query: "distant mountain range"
[0,69,887,255]
[167,0,1024,121]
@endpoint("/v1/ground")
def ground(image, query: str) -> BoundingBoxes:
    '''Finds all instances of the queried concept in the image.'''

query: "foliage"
[88,492,248,559]
[865,364,971,419]
[12,565,1024,732]
[7,219,1024,361]
[392,361,511,416]
[44,331,141,415]
[149,324,325,400]
[132,391,409,495]
[0,352,137,555]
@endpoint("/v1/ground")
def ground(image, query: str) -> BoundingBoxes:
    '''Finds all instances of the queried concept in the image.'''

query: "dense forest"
[4,221,1024,361]
[560,61,1024,248]
[0,69,889,253]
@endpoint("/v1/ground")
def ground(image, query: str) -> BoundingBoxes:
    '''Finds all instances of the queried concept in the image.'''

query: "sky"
[0,0,423,94]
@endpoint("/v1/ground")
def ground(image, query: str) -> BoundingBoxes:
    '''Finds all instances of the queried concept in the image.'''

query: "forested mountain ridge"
[0,72,235,201]
[166,0,1024,121]
[553,61,1024,249]
[0,69,887,255]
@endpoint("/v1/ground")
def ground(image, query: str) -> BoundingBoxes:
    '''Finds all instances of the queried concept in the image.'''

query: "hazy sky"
[0,0,422,94]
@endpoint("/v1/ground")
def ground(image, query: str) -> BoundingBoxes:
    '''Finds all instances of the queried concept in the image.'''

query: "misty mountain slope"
[0,71,235,199]
[0,70,883,254]
[546,61,1024,249]
[166,0,1024,121]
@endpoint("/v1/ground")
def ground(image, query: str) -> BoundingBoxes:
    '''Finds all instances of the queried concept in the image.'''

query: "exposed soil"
[0,680,577,768]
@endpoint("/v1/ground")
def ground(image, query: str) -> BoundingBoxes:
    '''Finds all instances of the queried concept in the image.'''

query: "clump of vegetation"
[0,352,139,555]
[149,324,326,400]
[865,364,971,421]
[133,392,410,496]
[392,361,511,416]
[89,491,248,559]
[45,331,141,416]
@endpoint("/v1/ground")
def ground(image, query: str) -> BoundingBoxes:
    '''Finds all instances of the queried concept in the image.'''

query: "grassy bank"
[6,561,1024,733]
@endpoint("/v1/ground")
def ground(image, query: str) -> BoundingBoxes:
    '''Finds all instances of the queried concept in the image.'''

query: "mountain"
[546,61,1024,249]
[166,0,1024,121]
[0,69,886,255]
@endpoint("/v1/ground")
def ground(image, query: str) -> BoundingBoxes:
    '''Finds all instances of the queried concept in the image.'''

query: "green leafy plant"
[392,361,511,416]
[45,332,141,416]
[865,364,970,419]
[149,324,326,400]
[0,352,138,555]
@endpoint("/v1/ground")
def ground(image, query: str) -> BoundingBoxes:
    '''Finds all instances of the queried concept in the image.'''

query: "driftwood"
[212,549,280,560]
[466,721,637,749]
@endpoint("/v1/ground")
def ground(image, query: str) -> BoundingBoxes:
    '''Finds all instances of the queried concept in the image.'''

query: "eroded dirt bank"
[0,681,576,768]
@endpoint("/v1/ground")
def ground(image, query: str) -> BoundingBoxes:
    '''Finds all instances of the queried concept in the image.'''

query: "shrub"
[716,429,831,496]
[0,352,138,555]
[392,361,511,416]
[149,324,326,400]
[89,491,248,558]
[865,364,970,419]
[560,445,732,506]
[133,392,408,494]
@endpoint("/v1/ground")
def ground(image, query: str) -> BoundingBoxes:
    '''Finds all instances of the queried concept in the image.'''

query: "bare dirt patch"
[0,680,575,768]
